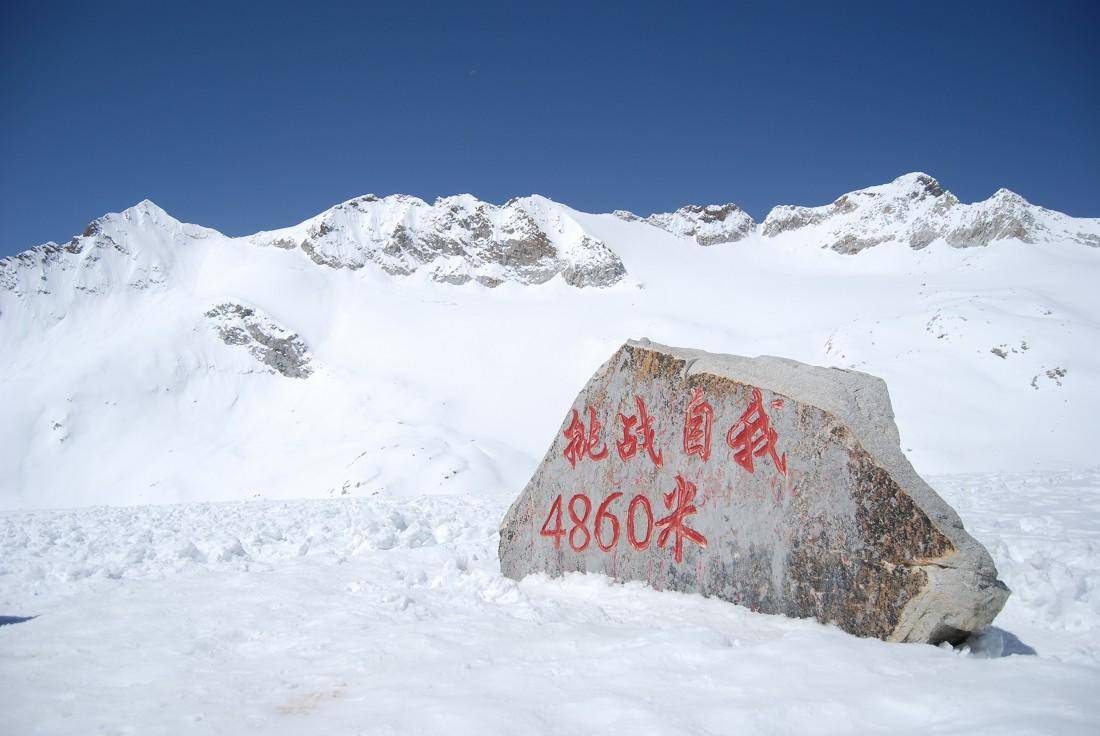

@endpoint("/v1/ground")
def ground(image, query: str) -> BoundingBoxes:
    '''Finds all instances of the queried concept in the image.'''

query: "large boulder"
[499,340,1009,643]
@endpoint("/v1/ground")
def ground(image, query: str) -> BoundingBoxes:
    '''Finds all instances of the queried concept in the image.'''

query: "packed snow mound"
[761,172,1100,253]
[645,203,756,245]
[247,193,626,288]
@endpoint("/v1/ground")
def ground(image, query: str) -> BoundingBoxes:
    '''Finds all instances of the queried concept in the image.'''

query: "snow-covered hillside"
[1,173,1098,509]
[641,202,756,245]
[762,173,1100,253]
[639,172,1100,250]
[247,193,625,287]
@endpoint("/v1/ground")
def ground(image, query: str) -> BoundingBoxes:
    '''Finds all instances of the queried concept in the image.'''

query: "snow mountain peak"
[760,171,1099,252]
[880,171,946,196]
[249,192,625,288]
[645,202,756,246]
[129,198,170,215]
[3,172,1097,323]
[630,171,1096,251]
[0,198,223,324]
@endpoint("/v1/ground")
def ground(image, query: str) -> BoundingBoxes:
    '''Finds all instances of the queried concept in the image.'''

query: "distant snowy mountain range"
[1,173,1098,508]
[5,173,1096,298]
[636,172,1100,252]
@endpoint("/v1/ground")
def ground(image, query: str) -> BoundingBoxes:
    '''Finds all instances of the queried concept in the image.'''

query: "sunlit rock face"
[205,302,313,378]
[647,203,756,245]
[760,173,1100,253]
[248,194,626,288]
[499,339,1009,643]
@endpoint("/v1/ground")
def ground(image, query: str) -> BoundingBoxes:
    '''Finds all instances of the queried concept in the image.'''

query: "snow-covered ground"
[1,469,1098,735]
[2,176,1099,732]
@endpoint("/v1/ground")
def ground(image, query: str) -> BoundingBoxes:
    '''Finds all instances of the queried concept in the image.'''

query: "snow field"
[934,470,1100,663]
[2,470,1098,735]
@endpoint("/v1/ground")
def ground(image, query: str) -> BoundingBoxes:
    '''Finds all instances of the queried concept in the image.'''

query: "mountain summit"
[621,173,1099,250]
[3,173,1097,308]
[643,203,756,245]
[759,172,1100,253]
[247,193,626,288]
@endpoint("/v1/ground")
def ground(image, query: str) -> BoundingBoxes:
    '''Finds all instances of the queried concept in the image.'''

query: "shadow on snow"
[963,627,1037,657]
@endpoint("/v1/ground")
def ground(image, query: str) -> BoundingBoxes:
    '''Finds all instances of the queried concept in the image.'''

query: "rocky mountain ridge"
[247,193,626,288]
[758,173,1100,253]
[2,174,1097,310]
[642,202,756,245]
[0,200,216,325]
[641,173,1100,250]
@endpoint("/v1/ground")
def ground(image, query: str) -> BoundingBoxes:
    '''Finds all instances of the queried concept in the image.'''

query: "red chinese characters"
[655,475,708,563]
[543,383,790,565]
[562,406,609,469]
[617,396,663,468]
[682,387,714,462]
[539,484,707,563]
[726,387,787,478]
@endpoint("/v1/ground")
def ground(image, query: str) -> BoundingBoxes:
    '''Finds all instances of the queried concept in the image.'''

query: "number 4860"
[539,492,654,553]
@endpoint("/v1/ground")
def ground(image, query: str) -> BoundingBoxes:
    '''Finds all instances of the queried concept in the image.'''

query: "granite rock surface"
[499,339,1009,643]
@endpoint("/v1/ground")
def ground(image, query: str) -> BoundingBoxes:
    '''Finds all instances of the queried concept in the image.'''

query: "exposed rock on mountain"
[0,200,217,319]
[0,196,629,328]
[646,203,756,245]
[205,302,313,378]
[4,174,1096,316]
[760,173,1100,253]
[249,194,626,288]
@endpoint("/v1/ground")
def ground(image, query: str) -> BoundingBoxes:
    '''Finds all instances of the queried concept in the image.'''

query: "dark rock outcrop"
[205,302,313,378]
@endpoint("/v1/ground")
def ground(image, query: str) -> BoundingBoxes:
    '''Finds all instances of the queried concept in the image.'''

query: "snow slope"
[1,470,1097,735]
[1,174,1098,508]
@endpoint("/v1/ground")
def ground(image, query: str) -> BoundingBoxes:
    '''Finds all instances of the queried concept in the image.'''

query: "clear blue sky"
[1,0,1097,256]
